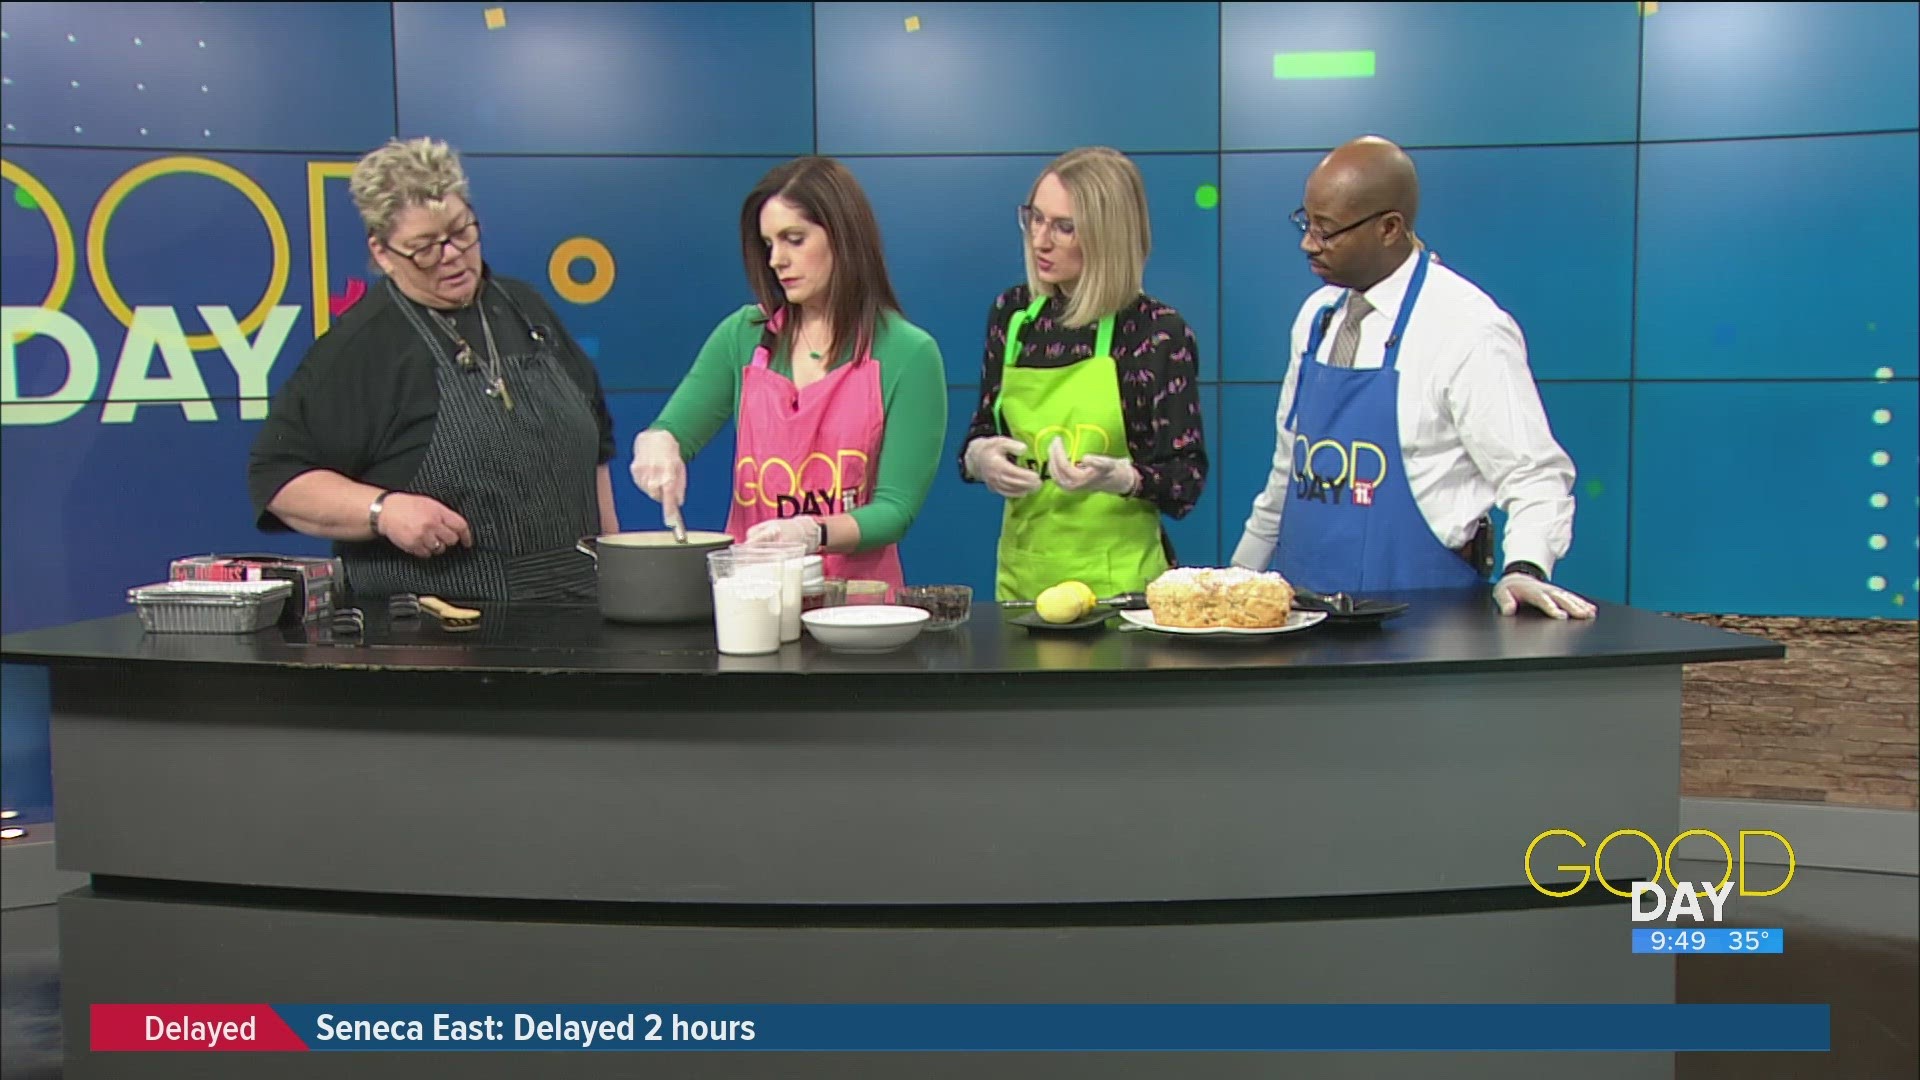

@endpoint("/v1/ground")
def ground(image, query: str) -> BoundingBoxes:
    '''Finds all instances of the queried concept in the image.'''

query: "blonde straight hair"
[1023,147,1151,329]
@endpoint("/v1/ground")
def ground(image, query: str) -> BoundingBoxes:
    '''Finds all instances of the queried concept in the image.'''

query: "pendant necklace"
[799,321,826,361]
[431,286,514,412]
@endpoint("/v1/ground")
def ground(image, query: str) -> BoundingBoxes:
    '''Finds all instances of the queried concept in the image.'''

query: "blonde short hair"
[348,136,471,240]
[1024,147,1151,328]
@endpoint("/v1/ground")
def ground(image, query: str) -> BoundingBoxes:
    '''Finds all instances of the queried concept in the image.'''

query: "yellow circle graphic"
[86,156,290,352]
[1,159,78,340]
[549,237,615,304]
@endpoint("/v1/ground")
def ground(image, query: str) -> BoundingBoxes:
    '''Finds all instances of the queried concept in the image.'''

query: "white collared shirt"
[1232,249,1577,578]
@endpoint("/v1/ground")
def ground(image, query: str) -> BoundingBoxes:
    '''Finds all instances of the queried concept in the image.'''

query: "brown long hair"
[739,157,902,364]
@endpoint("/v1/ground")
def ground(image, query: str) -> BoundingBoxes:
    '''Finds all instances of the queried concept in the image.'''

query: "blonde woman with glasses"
[959,147,1209,602]
[250,137,619,603]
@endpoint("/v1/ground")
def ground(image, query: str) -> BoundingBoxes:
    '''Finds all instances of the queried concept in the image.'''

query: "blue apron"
[1273,249,1486,597]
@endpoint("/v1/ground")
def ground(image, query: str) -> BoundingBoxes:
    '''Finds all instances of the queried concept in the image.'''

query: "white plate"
[801,604,930,652]
[1118,608,1327,636]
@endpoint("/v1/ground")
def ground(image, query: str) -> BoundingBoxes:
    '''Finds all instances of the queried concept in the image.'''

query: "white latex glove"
[964,436,1042,499]
[1492,573,1597,620]
[745,516,824,553]
[629,428,688,531]
[1049,439,1138,496]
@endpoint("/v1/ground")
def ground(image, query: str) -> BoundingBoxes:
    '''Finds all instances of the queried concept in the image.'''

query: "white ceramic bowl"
[801,604,931,652]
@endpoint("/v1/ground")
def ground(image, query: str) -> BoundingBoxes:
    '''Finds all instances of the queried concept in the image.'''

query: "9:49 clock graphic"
[1633,929,1783,954]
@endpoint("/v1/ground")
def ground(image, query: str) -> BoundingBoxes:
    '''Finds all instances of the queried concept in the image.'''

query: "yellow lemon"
[1035,585,1085,624]
[1062,580,1098,608]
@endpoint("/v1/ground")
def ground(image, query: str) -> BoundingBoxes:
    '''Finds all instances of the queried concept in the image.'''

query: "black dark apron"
[343,279,601,603]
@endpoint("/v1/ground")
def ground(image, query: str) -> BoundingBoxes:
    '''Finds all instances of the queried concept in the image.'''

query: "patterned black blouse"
[959,284,1209,519]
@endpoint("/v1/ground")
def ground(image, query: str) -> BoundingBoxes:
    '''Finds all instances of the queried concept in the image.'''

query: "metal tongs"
[1001,591,1148,611]
[1292,587,1359,614]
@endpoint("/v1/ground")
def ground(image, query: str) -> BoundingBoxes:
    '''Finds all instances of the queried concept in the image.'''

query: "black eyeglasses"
[384,217,481,270]
[1291,207,1394,244]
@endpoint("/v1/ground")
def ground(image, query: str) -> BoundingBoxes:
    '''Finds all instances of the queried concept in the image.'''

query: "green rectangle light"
[1273,50,1376,80]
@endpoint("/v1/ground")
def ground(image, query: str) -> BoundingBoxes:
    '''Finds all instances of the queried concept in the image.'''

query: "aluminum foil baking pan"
[127,579,293,634]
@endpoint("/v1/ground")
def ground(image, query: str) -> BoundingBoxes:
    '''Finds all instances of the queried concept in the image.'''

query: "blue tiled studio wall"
[3,2,1916,814]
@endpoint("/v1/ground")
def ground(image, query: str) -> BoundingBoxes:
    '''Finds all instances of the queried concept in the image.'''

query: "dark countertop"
[1,590,1783,680]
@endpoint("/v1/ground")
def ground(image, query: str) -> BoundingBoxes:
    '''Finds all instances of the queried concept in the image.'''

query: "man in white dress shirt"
[1230,136,1596,619]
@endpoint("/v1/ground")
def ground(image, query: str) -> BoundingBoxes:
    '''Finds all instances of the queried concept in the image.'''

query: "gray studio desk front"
[2,591,1783,1079]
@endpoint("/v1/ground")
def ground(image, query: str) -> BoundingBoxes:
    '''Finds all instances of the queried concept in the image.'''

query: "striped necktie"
[1327,292,1373,368]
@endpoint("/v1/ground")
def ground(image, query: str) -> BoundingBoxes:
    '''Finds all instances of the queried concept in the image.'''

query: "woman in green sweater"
[630,157,947,591]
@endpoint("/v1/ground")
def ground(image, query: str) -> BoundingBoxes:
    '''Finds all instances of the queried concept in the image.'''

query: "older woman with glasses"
[958,146,1209,602]
[249,136,619,603]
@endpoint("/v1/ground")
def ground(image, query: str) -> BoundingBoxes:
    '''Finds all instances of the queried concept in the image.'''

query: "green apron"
[991,295,1171,601]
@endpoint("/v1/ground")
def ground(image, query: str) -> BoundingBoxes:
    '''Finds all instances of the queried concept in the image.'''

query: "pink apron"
[727,310,905,590]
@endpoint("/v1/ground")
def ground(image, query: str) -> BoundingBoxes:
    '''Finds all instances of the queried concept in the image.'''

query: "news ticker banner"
[94,1004,1830,1053]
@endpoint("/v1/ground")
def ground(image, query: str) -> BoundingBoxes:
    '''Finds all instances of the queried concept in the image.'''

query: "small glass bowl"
[895,584,973,631]
[844,579,892,606]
